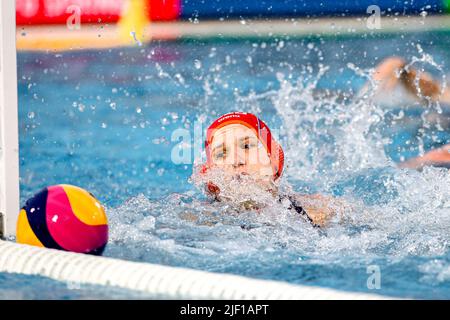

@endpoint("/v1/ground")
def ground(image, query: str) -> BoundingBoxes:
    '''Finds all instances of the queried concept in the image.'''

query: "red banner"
[16,0,180,25]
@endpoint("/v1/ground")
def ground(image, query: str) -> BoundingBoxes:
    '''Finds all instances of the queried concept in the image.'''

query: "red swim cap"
[203,112,284,180]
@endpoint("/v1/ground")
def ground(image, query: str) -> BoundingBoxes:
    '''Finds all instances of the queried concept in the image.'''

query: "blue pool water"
[5,31,450,299]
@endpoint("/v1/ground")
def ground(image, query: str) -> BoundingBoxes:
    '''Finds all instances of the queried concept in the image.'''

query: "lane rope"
[0,240,390,299]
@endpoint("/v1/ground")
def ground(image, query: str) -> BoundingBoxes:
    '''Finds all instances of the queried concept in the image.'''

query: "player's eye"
[214,149,226,160]
[242,140,256,150]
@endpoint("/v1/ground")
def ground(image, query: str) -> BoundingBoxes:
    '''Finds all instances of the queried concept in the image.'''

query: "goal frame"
[0,0,20,238]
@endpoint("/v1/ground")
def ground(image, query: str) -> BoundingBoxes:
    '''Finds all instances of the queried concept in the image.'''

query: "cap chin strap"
[256,116,262,138]
[256,116,280,179]
[256,117,264,150]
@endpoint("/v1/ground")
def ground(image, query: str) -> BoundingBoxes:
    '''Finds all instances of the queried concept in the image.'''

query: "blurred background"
[15,0,450,24]
[15,0,450,50]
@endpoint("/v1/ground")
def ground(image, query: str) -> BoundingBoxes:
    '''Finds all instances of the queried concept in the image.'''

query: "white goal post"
[0,0,20,238]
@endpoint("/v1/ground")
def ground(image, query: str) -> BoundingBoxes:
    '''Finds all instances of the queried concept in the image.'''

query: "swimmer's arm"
[179,210,219,227]
[179,212,199,223]
[292,194,348,227]
[400,67,450,104]
[399,144,450,169]
[361,56,450,104]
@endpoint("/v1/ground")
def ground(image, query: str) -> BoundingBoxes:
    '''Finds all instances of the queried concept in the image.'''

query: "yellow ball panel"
[16,209,44,247]
[61,184,107,226]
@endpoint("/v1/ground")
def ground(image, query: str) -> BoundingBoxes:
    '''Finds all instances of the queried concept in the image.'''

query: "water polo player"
[363,56,450,105]
[198,111,345,228]
[399,143,450,169]
[364,56,450,169]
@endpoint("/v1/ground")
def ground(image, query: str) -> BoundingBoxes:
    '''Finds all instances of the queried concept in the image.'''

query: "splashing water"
[130,31,143,47]
[17,37,450,298]
[102,49,450,298]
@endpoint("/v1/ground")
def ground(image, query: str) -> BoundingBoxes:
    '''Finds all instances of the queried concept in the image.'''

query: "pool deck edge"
[16,15,450,52]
